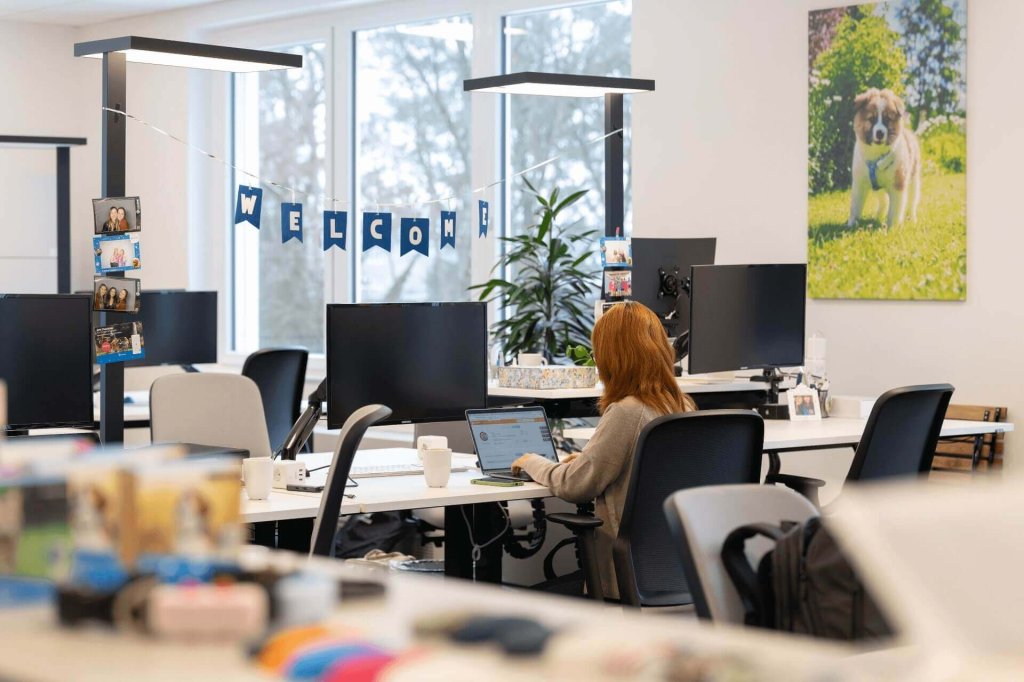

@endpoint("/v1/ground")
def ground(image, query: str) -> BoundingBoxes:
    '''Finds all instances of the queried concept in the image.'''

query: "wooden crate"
[930,404,1007,477]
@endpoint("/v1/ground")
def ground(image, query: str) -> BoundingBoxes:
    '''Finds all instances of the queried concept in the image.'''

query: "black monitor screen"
[326,302,487,428]
[631,237,716,335]
[127,291,217,367]
[0,294,93,430]
[688,264,806,374]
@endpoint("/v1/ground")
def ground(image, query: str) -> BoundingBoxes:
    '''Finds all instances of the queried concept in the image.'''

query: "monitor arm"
[277,378,327,460]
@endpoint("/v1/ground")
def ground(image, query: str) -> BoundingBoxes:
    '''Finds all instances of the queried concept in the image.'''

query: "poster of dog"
[808,1,966,300]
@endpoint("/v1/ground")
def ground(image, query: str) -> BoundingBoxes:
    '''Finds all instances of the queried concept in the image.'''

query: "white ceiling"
[0,0,223,26]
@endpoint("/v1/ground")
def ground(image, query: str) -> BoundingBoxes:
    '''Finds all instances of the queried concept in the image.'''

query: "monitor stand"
[750,368,785,405]
[181,364,200,373]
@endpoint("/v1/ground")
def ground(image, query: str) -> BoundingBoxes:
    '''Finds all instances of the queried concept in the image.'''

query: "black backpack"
[721,516,891,641]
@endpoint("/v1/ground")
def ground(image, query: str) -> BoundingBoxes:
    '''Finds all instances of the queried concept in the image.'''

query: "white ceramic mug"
[421,447,452,488]
[243,456,274,501]
[516,353,547,367]
[416,435,448,461]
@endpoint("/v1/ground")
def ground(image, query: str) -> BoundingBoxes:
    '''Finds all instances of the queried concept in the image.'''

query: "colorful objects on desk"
[494,365,599,390]
[255,624,395,681]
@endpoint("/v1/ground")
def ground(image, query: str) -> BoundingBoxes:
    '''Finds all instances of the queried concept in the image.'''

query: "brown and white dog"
[847,88,921,228]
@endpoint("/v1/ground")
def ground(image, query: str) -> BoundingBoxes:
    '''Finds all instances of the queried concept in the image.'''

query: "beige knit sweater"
[520,396,657,600]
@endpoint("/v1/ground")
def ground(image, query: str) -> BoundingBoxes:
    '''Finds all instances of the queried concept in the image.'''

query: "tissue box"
[495,365,598,390]
[829,395,877,419]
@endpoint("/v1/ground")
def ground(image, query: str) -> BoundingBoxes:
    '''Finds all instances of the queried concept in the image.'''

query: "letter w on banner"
[235,185,263,229]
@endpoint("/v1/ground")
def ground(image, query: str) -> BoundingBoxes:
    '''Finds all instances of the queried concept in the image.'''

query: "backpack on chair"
[721,516,891,641]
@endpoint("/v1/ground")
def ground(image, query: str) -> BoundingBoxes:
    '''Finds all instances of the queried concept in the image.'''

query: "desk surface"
[241,448,549,524]
[564,418,1015,450]
[488,376,768,400]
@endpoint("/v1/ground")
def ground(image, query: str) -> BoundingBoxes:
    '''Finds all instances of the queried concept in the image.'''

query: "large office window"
[354,17,473,303]
[504,1,632,246]
[233,42,328,353]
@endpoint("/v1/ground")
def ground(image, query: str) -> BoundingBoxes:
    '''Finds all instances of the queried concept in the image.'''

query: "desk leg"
[445,503,504,583]
[250,519,314,553]
[766,451,782,478]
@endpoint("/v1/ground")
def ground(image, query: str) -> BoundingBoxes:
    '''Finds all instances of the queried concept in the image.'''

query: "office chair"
[768,384,954,506]
[150,373,272,458]
[663,484,818,623]
[241,348,308,454]
[550,410,764,606]
[310,404,393,557]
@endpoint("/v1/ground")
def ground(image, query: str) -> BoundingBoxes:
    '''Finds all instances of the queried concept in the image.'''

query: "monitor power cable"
[460,503,511,582]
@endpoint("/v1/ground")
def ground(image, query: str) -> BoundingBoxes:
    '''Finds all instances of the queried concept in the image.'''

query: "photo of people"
[95,322,145,364]
[787,387,822,421]
[794,395,817,416]
[92,197,142,234]
[92,276,140,313]
[604,270,632,298]
[600,237,632,268]
[93,234,141,274]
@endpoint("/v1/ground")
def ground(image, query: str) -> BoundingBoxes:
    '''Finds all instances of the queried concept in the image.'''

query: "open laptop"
[466,406,560,482]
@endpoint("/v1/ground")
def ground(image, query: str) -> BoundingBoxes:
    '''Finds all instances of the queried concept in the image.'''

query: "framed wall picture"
[787,385,823,421]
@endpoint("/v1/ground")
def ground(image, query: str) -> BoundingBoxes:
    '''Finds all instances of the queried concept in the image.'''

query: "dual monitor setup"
[1,249,806,435]
[0,291,216,433]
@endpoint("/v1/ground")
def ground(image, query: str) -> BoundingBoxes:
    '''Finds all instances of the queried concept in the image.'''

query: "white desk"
[564,418,1014,450]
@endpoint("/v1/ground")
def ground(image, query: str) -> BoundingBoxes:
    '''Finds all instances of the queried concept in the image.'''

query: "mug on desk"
[243,456,273,501]
[417,435,448,461]
[421,447,452,488]
[515,353,547,367]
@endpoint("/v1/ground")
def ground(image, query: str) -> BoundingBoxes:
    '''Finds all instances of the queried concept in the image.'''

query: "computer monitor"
[630,238,716,334]
[126,290,218,368]
[0,294,93,431]
[326,302,487,428]
[687,264,806,375]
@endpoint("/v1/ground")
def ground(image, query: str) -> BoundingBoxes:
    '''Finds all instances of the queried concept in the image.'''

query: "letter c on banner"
[370,218,384,240]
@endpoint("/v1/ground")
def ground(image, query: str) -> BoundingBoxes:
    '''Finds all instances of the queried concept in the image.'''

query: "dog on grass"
[847,88,921,228]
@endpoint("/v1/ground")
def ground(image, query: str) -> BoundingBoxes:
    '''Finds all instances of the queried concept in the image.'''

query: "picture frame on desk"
[787,385,822,422]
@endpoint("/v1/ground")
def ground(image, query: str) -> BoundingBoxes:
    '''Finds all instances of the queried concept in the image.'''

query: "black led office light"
[464,72,655,237]
[75,36,301,443]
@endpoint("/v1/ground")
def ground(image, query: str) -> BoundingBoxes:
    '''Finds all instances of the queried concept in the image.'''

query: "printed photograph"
[93,234,142,274]
[93,197,142,234]
[600,237,632,268]
[95,322,145,364]
[93,276,140,313]
[808,1,966,300]
[604,270,632,298]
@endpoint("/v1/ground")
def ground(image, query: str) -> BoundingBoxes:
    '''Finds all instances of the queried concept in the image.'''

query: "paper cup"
[243,456,273,501]
[422,448,452,488]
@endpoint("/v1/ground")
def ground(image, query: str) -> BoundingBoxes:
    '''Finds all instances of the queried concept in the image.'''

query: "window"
[504,1,633,247]
[354,17,473,303]
[233,42,328,353]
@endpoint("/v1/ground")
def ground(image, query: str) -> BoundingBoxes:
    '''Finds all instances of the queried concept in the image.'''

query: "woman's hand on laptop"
[511,454,536,476]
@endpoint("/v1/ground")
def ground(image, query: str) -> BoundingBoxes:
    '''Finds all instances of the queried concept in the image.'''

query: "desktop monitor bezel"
[687,263,807,375]
[125,290,218,368]
[325,301,488,429]
[0,293,94,431]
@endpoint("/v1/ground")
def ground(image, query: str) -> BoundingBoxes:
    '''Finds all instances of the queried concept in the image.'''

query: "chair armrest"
[765,473,826,488]
[547,513,603,533]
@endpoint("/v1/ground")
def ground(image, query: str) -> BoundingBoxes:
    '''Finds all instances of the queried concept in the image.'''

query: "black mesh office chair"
[768,384,954,506]
[242,348,308,454]
[310,404,392,557]
[551,410,765,606]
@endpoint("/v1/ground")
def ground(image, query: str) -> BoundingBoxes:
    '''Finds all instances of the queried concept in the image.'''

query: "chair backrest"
[413,420,475,454]
[310,404,393,557]
[849,384,954,482]
[664,484,819,623]
[150,373,272,458]
[615,410,764,607]
[241,348,309,453]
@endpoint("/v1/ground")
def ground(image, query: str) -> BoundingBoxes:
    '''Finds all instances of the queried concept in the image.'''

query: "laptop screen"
[467,408,559,472]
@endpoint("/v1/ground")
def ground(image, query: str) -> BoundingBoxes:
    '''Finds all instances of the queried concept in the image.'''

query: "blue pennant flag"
[323,210,347,251]
[440,211,456,250]
[400,217,430,257]
[234,185,263,229]
[478,200,489,237]
[281,203,303,243]
[362,212,392,252]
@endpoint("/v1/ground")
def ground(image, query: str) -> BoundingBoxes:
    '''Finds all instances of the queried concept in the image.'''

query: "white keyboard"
[349,462,472,479]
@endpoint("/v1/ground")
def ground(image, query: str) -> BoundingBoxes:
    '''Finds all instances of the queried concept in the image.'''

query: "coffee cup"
[422,447,452,488]
[515,353,547,367]
[417,435,448,461]
[243,456,273,501]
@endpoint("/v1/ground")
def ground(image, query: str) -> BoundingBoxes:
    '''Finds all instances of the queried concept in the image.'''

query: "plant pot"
[495,365,599,390]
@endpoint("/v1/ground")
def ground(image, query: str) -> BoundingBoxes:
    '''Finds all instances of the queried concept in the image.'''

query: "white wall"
[633,0,1022,469]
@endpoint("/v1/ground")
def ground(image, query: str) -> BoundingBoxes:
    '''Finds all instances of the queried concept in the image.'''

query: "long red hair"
[593,302,696,415]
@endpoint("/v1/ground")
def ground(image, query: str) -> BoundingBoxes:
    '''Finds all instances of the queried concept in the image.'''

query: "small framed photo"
[95,322,145,364]
[93,234,141,274]
[787,385,822,421]
[93,197,141,234]
[604,270,632,298]
[600,237,632,268]
[93,276,140,313]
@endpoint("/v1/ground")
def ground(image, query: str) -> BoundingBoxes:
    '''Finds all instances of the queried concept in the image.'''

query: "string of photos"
[102,106,622,258]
